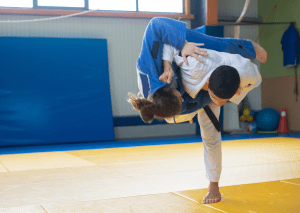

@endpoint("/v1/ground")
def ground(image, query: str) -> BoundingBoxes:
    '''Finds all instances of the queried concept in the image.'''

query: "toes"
[202,197,221,204]
[202,193,222,204]
[203,198,213,204]
[202,198,210,204]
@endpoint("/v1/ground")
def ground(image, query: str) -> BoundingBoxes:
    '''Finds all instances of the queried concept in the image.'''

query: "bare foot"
[202,182,222,204]
[250,40,267,63]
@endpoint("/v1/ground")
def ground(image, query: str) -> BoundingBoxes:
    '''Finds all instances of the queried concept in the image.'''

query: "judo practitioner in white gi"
[162,43,264,204]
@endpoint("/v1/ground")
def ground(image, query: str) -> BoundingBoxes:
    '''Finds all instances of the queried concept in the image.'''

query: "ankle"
[208,182,219,190]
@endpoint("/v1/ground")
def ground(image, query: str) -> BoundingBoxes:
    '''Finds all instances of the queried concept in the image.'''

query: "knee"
[201,132,221,146]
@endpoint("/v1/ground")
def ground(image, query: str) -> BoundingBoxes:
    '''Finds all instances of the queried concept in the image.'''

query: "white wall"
[218,0,258,18]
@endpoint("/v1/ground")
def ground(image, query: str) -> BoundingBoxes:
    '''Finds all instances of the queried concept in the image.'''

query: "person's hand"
[159,60,174,84]
[181,42,208,65]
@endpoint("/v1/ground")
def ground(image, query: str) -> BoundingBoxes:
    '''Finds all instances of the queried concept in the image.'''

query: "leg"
[197,103,222,204]
[137,17,187,98]
[186,28,257,60]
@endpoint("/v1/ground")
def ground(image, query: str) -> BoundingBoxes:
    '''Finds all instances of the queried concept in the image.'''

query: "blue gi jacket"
[281,25,300,67]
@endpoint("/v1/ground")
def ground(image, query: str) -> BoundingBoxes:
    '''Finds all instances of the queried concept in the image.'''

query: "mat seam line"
[280,180,300,186]
[171,192,228,213]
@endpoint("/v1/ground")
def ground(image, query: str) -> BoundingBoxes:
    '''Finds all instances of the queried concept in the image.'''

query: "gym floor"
[0,133,299,212]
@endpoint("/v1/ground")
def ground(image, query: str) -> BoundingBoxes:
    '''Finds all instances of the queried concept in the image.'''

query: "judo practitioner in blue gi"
[128,17,267,204]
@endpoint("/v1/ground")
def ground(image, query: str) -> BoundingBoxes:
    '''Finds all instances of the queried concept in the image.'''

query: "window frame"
[0,0,193,19]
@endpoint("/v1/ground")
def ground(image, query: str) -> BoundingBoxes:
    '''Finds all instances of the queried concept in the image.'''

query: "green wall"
[258,0,300,78]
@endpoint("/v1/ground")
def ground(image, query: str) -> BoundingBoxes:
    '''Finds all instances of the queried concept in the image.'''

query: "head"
[208,65,241,106]
[128,88,183,123]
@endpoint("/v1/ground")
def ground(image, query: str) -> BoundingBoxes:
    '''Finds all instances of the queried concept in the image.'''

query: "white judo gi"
[163,44,262,182]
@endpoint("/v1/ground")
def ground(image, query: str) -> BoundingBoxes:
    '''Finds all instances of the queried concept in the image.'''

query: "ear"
[236,87,242,95]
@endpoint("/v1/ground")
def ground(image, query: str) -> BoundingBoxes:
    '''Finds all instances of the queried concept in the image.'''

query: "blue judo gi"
[281,25,299,67]
[136,17,256,115]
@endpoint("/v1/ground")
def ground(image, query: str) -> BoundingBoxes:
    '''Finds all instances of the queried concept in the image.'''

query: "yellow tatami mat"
[0,137,299,212]
[176,178,300,213]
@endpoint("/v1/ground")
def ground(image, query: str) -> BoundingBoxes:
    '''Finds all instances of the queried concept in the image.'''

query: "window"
[37,0,85,8]
[89,0,136,12]
[0,0,32,8]
[1,0,183,13]
[0,0,193,19]
[138,0,183,13]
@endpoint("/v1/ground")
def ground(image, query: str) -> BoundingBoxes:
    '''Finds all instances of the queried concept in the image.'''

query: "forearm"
[159,60,174,84]
[163,60,172,69]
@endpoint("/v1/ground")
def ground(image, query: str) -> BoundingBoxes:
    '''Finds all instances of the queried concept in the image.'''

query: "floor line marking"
[171,192,199,203]
[0,161,10,172]
[202,204,228,213]
[172,192,228,213]
[280,180,300,186]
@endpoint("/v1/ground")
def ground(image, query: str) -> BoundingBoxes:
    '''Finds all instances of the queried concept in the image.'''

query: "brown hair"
[128,88,182,123]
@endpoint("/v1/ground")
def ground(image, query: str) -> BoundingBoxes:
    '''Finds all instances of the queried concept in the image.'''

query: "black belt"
[174,105,223,132]
[203,105,223,132]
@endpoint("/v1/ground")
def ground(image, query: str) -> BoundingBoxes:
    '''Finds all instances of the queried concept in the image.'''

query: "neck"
[202,81,209,91]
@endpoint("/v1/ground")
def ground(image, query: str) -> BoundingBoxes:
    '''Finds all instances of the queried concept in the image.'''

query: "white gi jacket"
[162,44,262,105]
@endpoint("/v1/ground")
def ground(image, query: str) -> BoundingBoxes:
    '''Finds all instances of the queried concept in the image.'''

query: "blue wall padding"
[0,37,114,146]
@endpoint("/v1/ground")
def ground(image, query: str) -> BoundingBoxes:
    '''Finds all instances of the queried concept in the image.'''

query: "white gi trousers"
[166,103,221,182]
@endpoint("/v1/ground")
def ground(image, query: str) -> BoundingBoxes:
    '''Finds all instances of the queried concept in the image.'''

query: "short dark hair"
[208,65,240,99]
